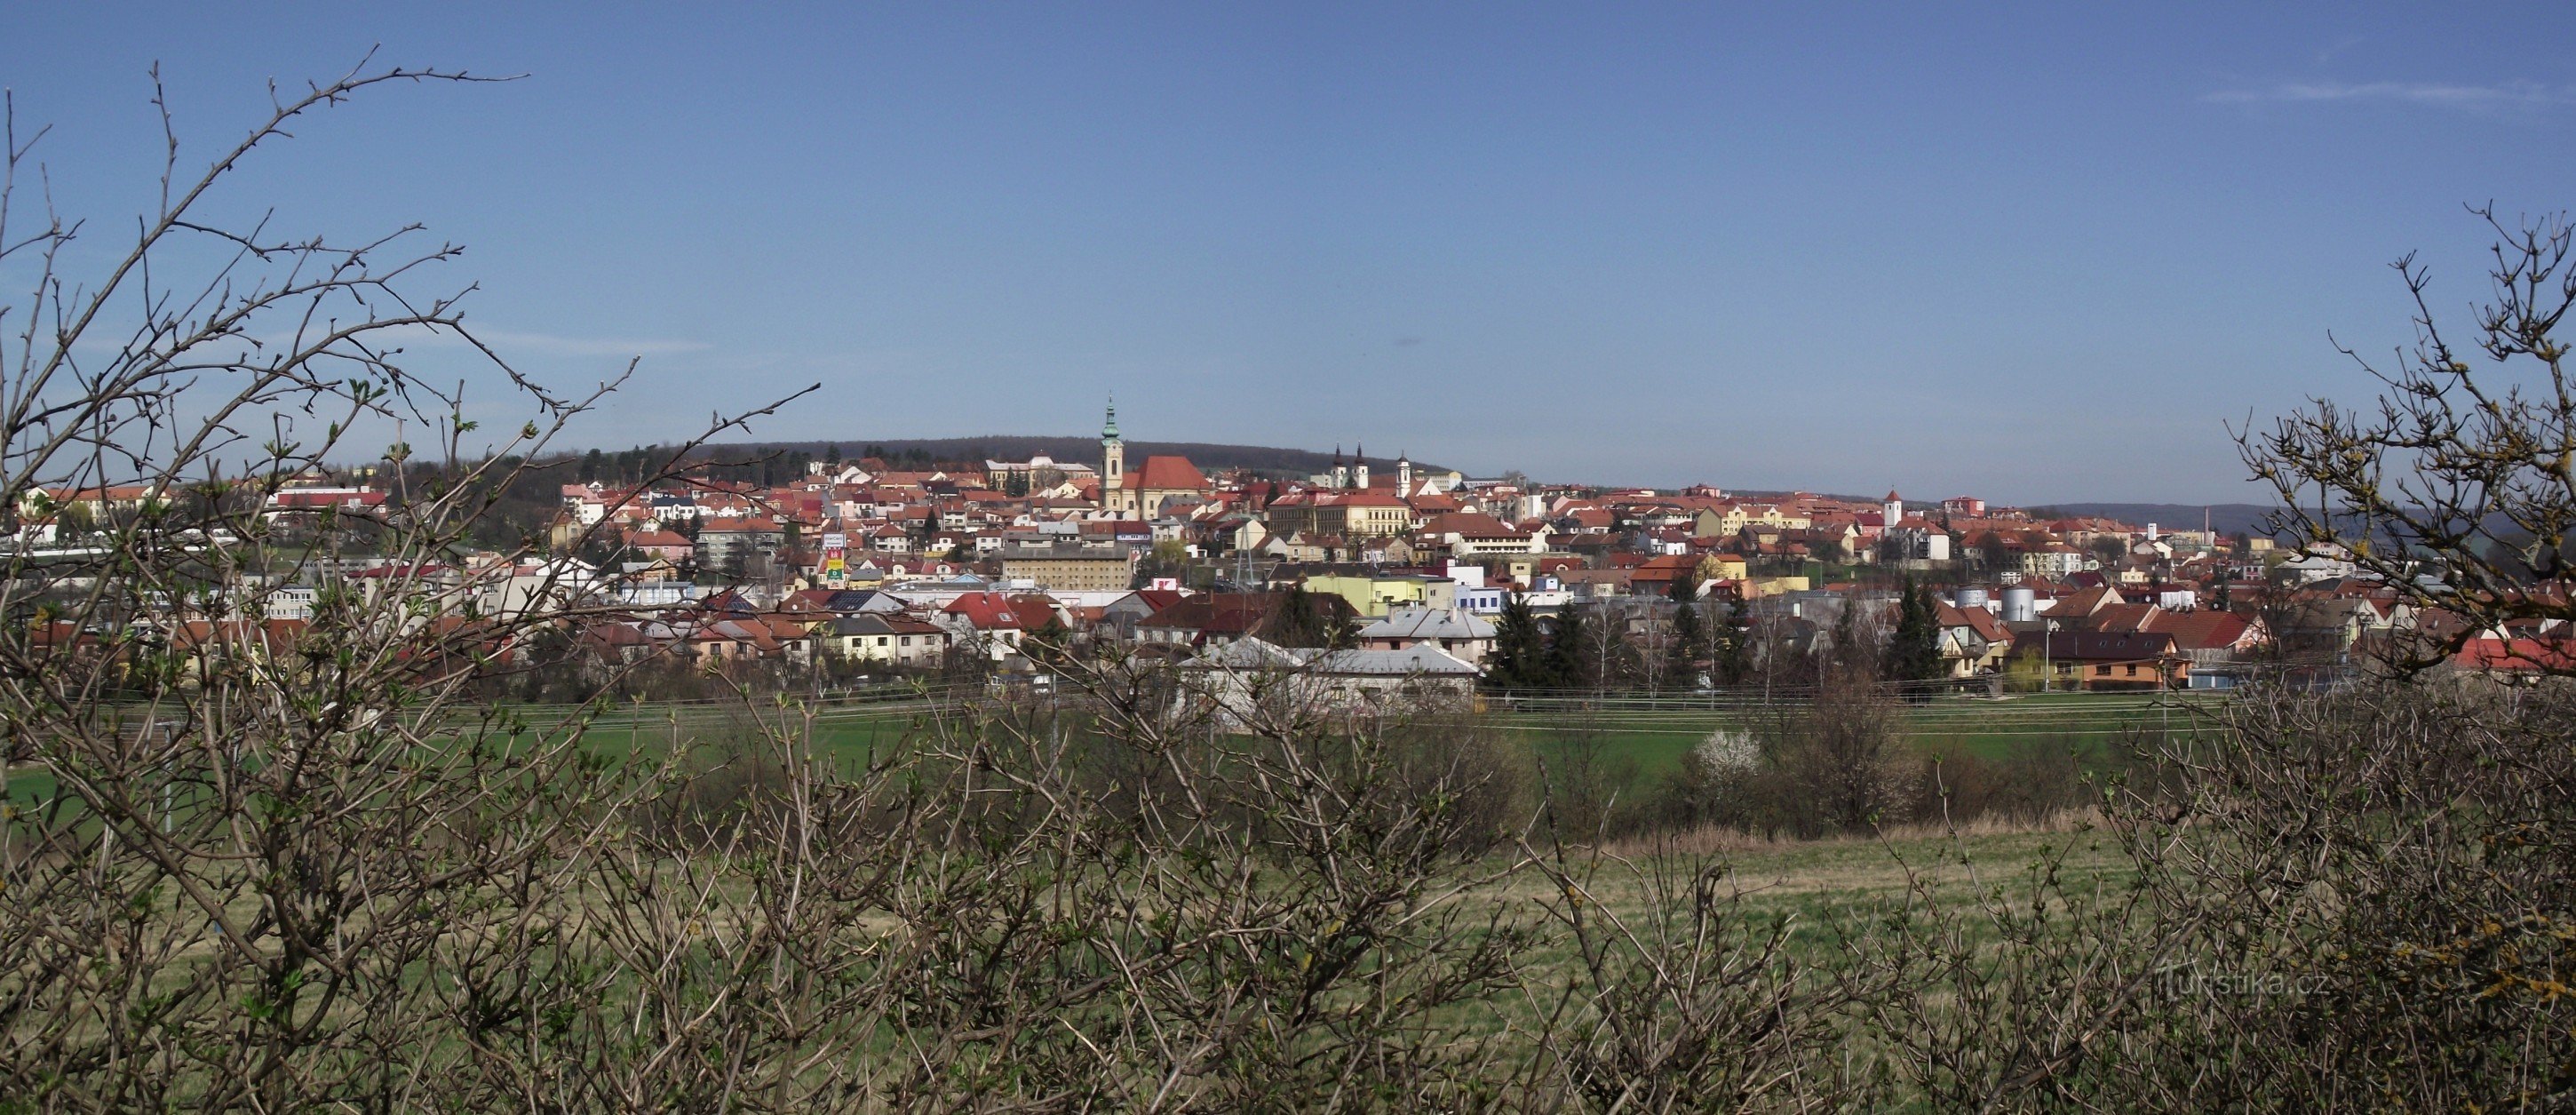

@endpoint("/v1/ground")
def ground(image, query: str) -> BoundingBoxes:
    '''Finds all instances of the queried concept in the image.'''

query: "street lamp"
[2042,618,2060,693]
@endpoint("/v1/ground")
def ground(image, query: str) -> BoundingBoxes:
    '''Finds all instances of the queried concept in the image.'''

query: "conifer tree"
[1271,584,1327,648]
[1546,606,1593,691]
[1713,600,1753,685]
[1326,606,1360,651]
[1887,577,1943,699]
[1486,593,1546,689]
[1666,594,1705,690]
[1830,599,1864,674]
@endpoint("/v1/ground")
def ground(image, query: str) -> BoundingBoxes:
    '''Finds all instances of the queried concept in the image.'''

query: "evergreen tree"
[578,448,602,483]
[1830,599,1862,671]
[1325,606,1359,651]
[823,442,842,470]
[1545,606,1593,691]
[1887,577,1943,699]
[1271,585,1327,648]
[1666,596,1705,690]
[1026,615,1074,669]
[1485,593,1547,690]
[1713,600,1753,685]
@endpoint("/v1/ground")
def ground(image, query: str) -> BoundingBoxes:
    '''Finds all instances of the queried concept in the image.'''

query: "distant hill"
[2044,503,2282,538]
[706,436,1448,480]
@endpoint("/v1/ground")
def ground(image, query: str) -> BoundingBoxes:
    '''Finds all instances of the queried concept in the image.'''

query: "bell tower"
[1101,399,1127,514]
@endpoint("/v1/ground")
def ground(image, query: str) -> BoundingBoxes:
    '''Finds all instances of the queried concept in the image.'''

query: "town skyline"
[12,4,2576,503]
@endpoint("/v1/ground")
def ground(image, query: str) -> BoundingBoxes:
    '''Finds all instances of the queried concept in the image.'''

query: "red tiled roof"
[1935,603,2010,643]
[1419,512,1524,539]
[1006,594,1063,632]
[2141,609,2254,652]
[1126,589,1186,613]
[2451,636,2576,673]
[1124,455,1209,491]
[942,592,1024,630]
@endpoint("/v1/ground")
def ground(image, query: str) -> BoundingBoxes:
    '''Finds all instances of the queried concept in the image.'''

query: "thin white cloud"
[2203,79,2573,110]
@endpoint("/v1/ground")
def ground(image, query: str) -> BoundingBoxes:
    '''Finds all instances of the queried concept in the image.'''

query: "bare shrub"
[1908,737,2089,828]
[1846,680,2575,1111]
[1512,844,1893,1111]
[1729,672,1911,840]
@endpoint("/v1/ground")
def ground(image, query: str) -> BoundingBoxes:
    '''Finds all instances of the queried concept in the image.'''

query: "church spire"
[1101,395,1126,511]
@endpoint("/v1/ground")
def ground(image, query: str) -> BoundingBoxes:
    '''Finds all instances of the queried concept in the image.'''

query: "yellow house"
[1694,504,1811,538]
[1742,575,1811,599]
[1304,573,1458,617]
[1696,554,1749,583]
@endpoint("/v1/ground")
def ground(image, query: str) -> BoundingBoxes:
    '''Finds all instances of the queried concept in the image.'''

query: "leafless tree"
[0,58,823,1110]
[2240,206,2576,673]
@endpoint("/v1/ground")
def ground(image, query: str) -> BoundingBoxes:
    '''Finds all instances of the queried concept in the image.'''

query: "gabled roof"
[830,613,948,637]
[2004,630,2179,662]
[1419,512,1525,540]
[1124,455,1210,491]
[942,592,1024,630]
[2088,602,2160,633]
[1359,606,1496,641]
[1138,593,1279,637]
[1181,636,1481,676]
[2141,609,2254,652]
[1935,603,2010,643]
[2450,635,2576,673]
[2046,585,2125,618]
[1116,589,1187,614]
[1005,593,1064,632]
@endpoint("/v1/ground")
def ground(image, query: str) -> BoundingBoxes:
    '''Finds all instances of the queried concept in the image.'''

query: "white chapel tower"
[1101,400,1126,513]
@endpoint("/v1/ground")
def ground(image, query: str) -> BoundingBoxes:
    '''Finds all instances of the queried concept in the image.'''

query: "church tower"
[1332,445,1348,491]
[1102,400,1127,514]
[1397,452,1413,498]
[1352,443,1370,491]
[1883,490,1903,529]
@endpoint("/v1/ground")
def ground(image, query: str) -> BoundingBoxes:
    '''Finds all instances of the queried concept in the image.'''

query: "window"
[901,636,912,647]
[2095,665,2111,676]
[877,636,890,647]
[2125,665,2139,676]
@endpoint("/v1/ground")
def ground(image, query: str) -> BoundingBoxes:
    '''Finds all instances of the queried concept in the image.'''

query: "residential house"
[1356,606,1497,666]
[825,613,952,667]
[1177,637,1482,722]
[2002,630,2188,689]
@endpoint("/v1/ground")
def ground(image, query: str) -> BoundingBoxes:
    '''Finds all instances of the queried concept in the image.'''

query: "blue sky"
[6,3,2572,503]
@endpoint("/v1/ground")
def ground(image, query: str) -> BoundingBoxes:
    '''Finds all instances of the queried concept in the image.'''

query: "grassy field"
[1501,690,2212,784]
[4,690,2201,821]
[1493,816,2130,967]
